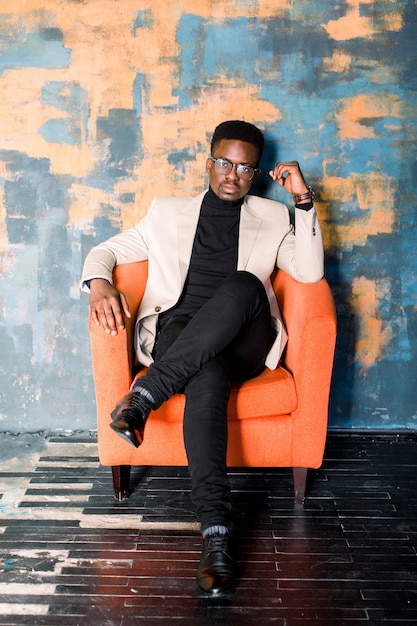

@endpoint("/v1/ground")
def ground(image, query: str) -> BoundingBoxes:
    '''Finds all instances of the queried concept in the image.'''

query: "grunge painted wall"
[0,1,416,432]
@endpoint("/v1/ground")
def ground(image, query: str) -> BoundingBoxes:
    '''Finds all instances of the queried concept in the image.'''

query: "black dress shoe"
[110,392,152,448]
[197,533,235,594]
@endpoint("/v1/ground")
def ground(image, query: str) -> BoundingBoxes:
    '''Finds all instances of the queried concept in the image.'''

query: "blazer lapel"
[238,197,263,270]
[176,191,205,284]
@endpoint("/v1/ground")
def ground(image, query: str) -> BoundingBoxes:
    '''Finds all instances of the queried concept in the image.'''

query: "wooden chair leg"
[293,466,308,504]
[112,465,131,501]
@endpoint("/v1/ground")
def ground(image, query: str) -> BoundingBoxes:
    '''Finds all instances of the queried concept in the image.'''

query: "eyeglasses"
[208,156,258,181]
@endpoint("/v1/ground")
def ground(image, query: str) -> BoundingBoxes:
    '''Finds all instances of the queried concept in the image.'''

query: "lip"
[220,184,240,194]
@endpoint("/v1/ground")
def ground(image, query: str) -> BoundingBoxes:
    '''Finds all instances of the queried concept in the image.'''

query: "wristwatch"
[293,185,315,204]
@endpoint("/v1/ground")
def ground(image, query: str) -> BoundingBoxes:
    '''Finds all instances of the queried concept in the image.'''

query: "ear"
[205,157,213,175]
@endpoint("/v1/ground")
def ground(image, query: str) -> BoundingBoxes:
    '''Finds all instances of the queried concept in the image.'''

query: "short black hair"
[211,120,264,163]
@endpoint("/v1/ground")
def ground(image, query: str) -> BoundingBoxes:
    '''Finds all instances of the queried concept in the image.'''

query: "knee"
[225,270,265,299]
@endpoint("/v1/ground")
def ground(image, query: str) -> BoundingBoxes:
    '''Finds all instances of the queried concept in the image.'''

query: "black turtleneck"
[158,188,243,327]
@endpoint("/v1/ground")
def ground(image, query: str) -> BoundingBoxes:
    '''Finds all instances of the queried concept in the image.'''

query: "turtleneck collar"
[204,186,245,210]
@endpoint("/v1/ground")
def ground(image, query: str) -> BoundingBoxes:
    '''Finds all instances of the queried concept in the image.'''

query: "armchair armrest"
[273,271,336,376]
[273,271,337,465]
[89,262,148,435]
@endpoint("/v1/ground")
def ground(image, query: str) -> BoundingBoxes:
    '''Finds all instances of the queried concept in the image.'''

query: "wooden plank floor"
[0,432,416,625]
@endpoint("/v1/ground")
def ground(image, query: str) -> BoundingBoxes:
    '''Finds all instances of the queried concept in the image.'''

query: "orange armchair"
[89,261,336,504]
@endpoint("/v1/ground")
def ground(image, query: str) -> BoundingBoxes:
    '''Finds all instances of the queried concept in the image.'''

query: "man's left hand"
[269,161,309,196]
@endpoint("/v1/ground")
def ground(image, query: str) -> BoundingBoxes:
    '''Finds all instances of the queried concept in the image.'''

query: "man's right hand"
[88,278,131,335]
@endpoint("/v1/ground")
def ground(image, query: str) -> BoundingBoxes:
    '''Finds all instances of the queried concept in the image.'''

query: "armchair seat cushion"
[134,364,297,424]
[229,365,297,419]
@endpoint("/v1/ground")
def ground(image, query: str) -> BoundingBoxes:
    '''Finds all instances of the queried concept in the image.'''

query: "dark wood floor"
[0,432,416,625]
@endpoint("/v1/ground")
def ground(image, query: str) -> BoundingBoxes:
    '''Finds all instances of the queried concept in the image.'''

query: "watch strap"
[293,185,315,204]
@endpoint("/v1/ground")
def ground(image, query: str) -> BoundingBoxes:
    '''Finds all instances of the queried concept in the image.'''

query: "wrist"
[293,185,315,204]
[85,278,110,289]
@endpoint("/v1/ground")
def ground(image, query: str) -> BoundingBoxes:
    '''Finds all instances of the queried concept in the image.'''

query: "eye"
[217,158,230,169]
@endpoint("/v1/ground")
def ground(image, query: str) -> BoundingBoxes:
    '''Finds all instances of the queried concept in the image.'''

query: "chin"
[218,189,241,200]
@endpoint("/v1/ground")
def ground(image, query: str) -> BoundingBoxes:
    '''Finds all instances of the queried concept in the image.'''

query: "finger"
[275,163,292,184]
[97,303,119,335]
[90,308,101,327]
[277,164,306,193]
[276,168,288,186]
[112,300,128,331]
[119,293,131,320]
[270,166,285,185]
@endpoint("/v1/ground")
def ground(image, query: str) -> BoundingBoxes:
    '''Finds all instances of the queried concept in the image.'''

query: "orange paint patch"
[335,93,402,139]
[317,172,396,252]
[322,51,352,73]
[323,12,374,41]
[352,277,392,368]
[68,184,119,229]
[322,0,403,41]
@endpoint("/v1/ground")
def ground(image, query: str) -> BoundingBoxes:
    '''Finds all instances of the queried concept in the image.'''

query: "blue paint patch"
[177,14,206,88]
[203,17,275,78]
[118,193,136,204]
[1,151,68,244]
[41,81,89,114]
[95,108,140,180]
[167,149,197,176]
[38,118,80,145]
[134,9,154,30]
[175,14,278,105]
[92,215,121,242]
[0,27,71,76]
[133,73,151,115]
[167,149,195,165]
[181,16,274,79]
[39,27,64,41]
[38,82,89,145]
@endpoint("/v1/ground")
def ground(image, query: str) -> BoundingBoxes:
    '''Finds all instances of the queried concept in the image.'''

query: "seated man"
[81,120,324,594]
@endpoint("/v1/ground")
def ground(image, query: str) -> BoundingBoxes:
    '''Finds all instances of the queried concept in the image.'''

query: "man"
[81,120,324,594]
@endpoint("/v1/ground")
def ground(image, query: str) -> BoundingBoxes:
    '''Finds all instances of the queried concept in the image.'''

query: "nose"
[226,163,239,181]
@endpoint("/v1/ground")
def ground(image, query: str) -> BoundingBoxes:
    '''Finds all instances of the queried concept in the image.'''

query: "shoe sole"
[109,421,142,448]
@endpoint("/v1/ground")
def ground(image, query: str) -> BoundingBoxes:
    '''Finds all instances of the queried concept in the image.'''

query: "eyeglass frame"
[208,156,259,181]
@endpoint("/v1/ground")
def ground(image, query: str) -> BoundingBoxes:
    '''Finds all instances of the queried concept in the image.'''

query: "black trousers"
[137,271,273,531]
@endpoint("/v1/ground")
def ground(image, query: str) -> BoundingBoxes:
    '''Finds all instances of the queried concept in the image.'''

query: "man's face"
[206,139,260,202]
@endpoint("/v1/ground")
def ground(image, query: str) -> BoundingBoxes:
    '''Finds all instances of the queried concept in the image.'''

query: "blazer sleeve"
[276,206,324,283]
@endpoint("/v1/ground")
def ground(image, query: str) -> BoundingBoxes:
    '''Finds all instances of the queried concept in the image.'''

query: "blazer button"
[155,306,161,312]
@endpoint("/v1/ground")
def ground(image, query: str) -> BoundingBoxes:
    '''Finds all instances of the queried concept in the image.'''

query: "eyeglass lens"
[212,157,255,180]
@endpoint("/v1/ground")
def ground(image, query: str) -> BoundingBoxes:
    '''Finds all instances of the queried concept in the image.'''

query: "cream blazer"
[81,191,324,369]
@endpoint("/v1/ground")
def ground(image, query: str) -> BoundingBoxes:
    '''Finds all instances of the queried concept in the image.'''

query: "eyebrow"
[217,156,256,167]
